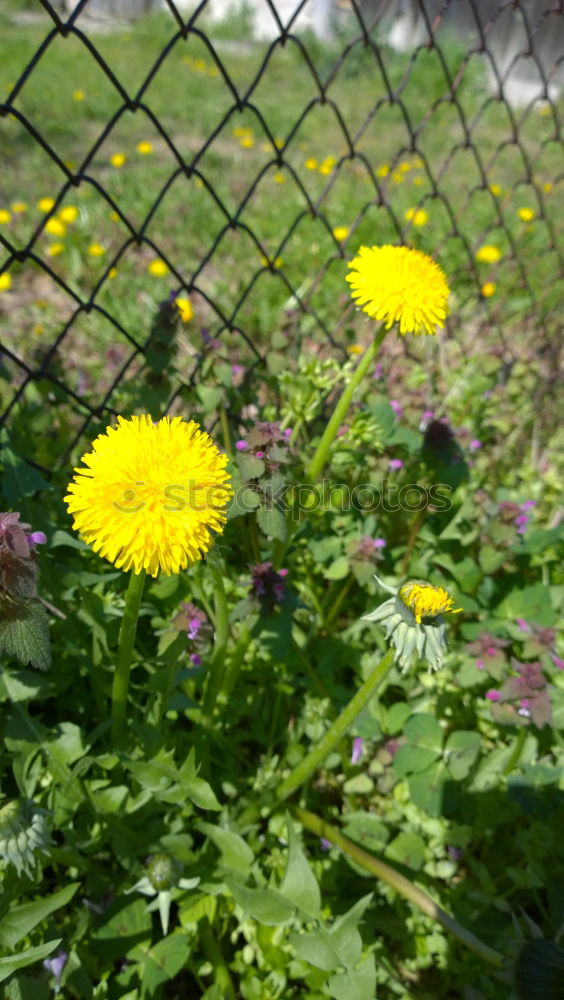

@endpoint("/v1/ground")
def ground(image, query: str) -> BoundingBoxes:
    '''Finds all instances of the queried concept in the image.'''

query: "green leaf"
[408,761,449,817]
[323,556,349,581]
[0,883,79,949]
[494,583,556,627]
[445,731,481,780]
[91,899,151,962]
[256,506,287,541]
[342,774,374,795]
[385,832,425,870]
[403,714,444,753]
[179,749,221,811]
[385,701,411,734]
[289,929,340,971]
[224,878,295,926]
[328,894,373,969]
[4,973,50,1000]
[236,454,266,480]
[198,822,254,875]
[0,431,52,502]
[0,599,51,671]
[279,820,321,918]
[137,933,188,998]
[341,812,388,853]
[0,939,62,984]
[0,669,51,703]
[327,954,376,1000]
[48,723,85,766]
[393,744,440,777]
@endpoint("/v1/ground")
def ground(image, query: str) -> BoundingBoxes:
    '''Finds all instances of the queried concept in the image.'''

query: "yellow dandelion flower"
[273,171,285,183]
[0,273,12,292]
[274,138,284,149]
[232,126,252,138]
[481,281,496,298]
[399,580,462,625]
[489,183,502,196]
[46,243,64,257]
[399,161,411,172]
[347,344,364,355]
[108,267,118,279]
[346,244,449,336]
[332,226,350,241]
[376,164,389,177]
[240,136,254,149]
[136,141,153,155]
[260,141,271,153]
[174,296,193,323]
[88,243,105,257]
[319,156,336,176]
[518,207,535,222]
[111,210,120,222]
[0,209,11,224]
[404,208,428,226]
[305,157,318,170]
[542,182,553,193]
[260,254,282,269]
[538,104,551,116]
[37,197,55,213]
[11,201,27,213]
[45,217,66,237]
[148,259,169,277]
[33,324,44,335]
[110,153,127,168]
[73,89,85,101]
[475,245,502,263]
[59,205,78,224]
[413,176,424,186]
[64,415,232,576]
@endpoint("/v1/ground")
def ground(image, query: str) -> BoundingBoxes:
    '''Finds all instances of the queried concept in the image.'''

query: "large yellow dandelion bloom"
[399,581,462,624]
[346,245,449,335]
[64,415,232,576]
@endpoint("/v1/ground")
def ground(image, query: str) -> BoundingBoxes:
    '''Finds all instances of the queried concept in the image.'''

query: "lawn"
[0,3,563,999]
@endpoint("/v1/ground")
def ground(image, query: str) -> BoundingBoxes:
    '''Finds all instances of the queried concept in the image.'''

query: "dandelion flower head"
[64,415,232,576]
[398,580,462,624]
[346,244,449,336]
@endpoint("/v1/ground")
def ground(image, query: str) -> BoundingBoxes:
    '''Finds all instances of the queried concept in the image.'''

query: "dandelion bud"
[147,852,182,891]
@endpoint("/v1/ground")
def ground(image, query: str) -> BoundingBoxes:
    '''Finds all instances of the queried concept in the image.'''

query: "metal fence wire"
[0,0,562,479]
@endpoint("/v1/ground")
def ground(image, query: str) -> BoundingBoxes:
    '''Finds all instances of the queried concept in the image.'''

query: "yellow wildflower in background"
[108,267,118,279]
[0,273,12,292]
[332,226,350,241]
[59,206,78,223]
[136,141,153,154]
[148,259,169,276]
[37,197,55,213]
[232,127,252,138]
[518,207,535,222]
[347,344,364,355]
[475,245,502,263]
[481,282,496,298]
[88,243,105,257]
[0,210,11,224]
[73,89,85,101]
[259,254,283,269]
[346,244,449,336]
[305,157,318,170]
[319,156,336,175]
[376,164,389,177]
[404,208,428,226]
[273,172,285,184]
[45,217,66,237]
[110,153,127,168]
[542,182,553,193]
[174,297,193,323]
[46,243,64,257]
[64,415,232,576]
[240,136,254,149]
[489,183,502,196]
[398,161,411,173]
[11,201,27,213]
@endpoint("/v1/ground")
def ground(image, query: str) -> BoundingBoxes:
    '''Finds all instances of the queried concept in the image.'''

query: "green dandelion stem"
[275,648,394,803]
[202,561,230,720]
[291,805,506,970]
[306,327,386,483]
[503,725,528,775]
[111,569,146,747]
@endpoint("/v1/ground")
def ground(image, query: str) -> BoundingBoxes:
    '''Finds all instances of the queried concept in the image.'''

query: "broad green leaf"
[408,761,449,817]
[342,773,375,795]
[403,714,443,753]
[137,933,188,998]
[91,899,151,962]
[0,882,79,949]
[385,701,411,734]
[4,973,50,1000]
[393,744,440,778]
[445,731,481,781]
[328,894,373,969]
[323,556,349,581]
[48,723,85,766]
[289,930,340,971]
[327,954,376,1000]
[179,749,221,811]
[198,822,254,875]
[342,812,388,853]
[225,877,295,926]
[0,669,51,704]
[236,453,265,480]
[385,832,425,870]
[279,820,321,918]
[494,583,556,627]
[0,599,51,671]
[0,939,62,984]
[256,506,287,541]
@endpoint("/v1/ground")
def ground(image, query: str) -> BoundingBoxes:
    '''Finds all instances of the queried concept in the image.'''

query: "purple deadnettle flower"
[255,451,264,459]
[284,427,293,440]
[486,689,501,702]
[44,949,68,989]
[388,458,404,471]
[373,538,386,549]
[422,409,434,422]
[390,399,402,417]
[190,653,202,666]
[373,363,383,378]
[27,531,47,547]
[469,439,482,451]
[235,440,248,451]
[553,655,564,670]
[520,500,536,511]
[320,838,332,852]
[516,618,531,633]
[351,737,364,765]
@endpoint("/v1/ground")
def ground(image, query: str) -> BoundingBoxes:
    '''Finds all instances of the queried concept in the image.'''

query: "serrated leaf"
[225,877,295,925]
[279,820,321,918]
[0,939,62,984]
[236,454,265,480]
[0,883,80,949]
[198,822,254,875]
[256,506,287,541]
[0,599,51,670]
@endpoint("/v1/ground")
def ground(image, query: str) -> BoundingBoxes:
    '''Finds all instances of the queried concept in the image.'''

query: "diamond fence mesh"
[0,0,562,483]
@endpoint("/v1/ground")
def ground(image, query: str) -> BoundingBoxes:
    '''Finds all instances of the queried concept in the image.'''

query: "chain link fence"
[0,0,562,481]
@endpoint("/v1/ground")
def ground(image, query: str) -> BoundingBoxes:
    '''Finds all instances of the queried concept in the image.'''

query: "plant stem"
[111,570,146,747]
[200,920,236,1000]
[275,648,394,803]
[306,329,386,483]
[202,561,230,720]
[291,806,506,970]
[503,725,527,775]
